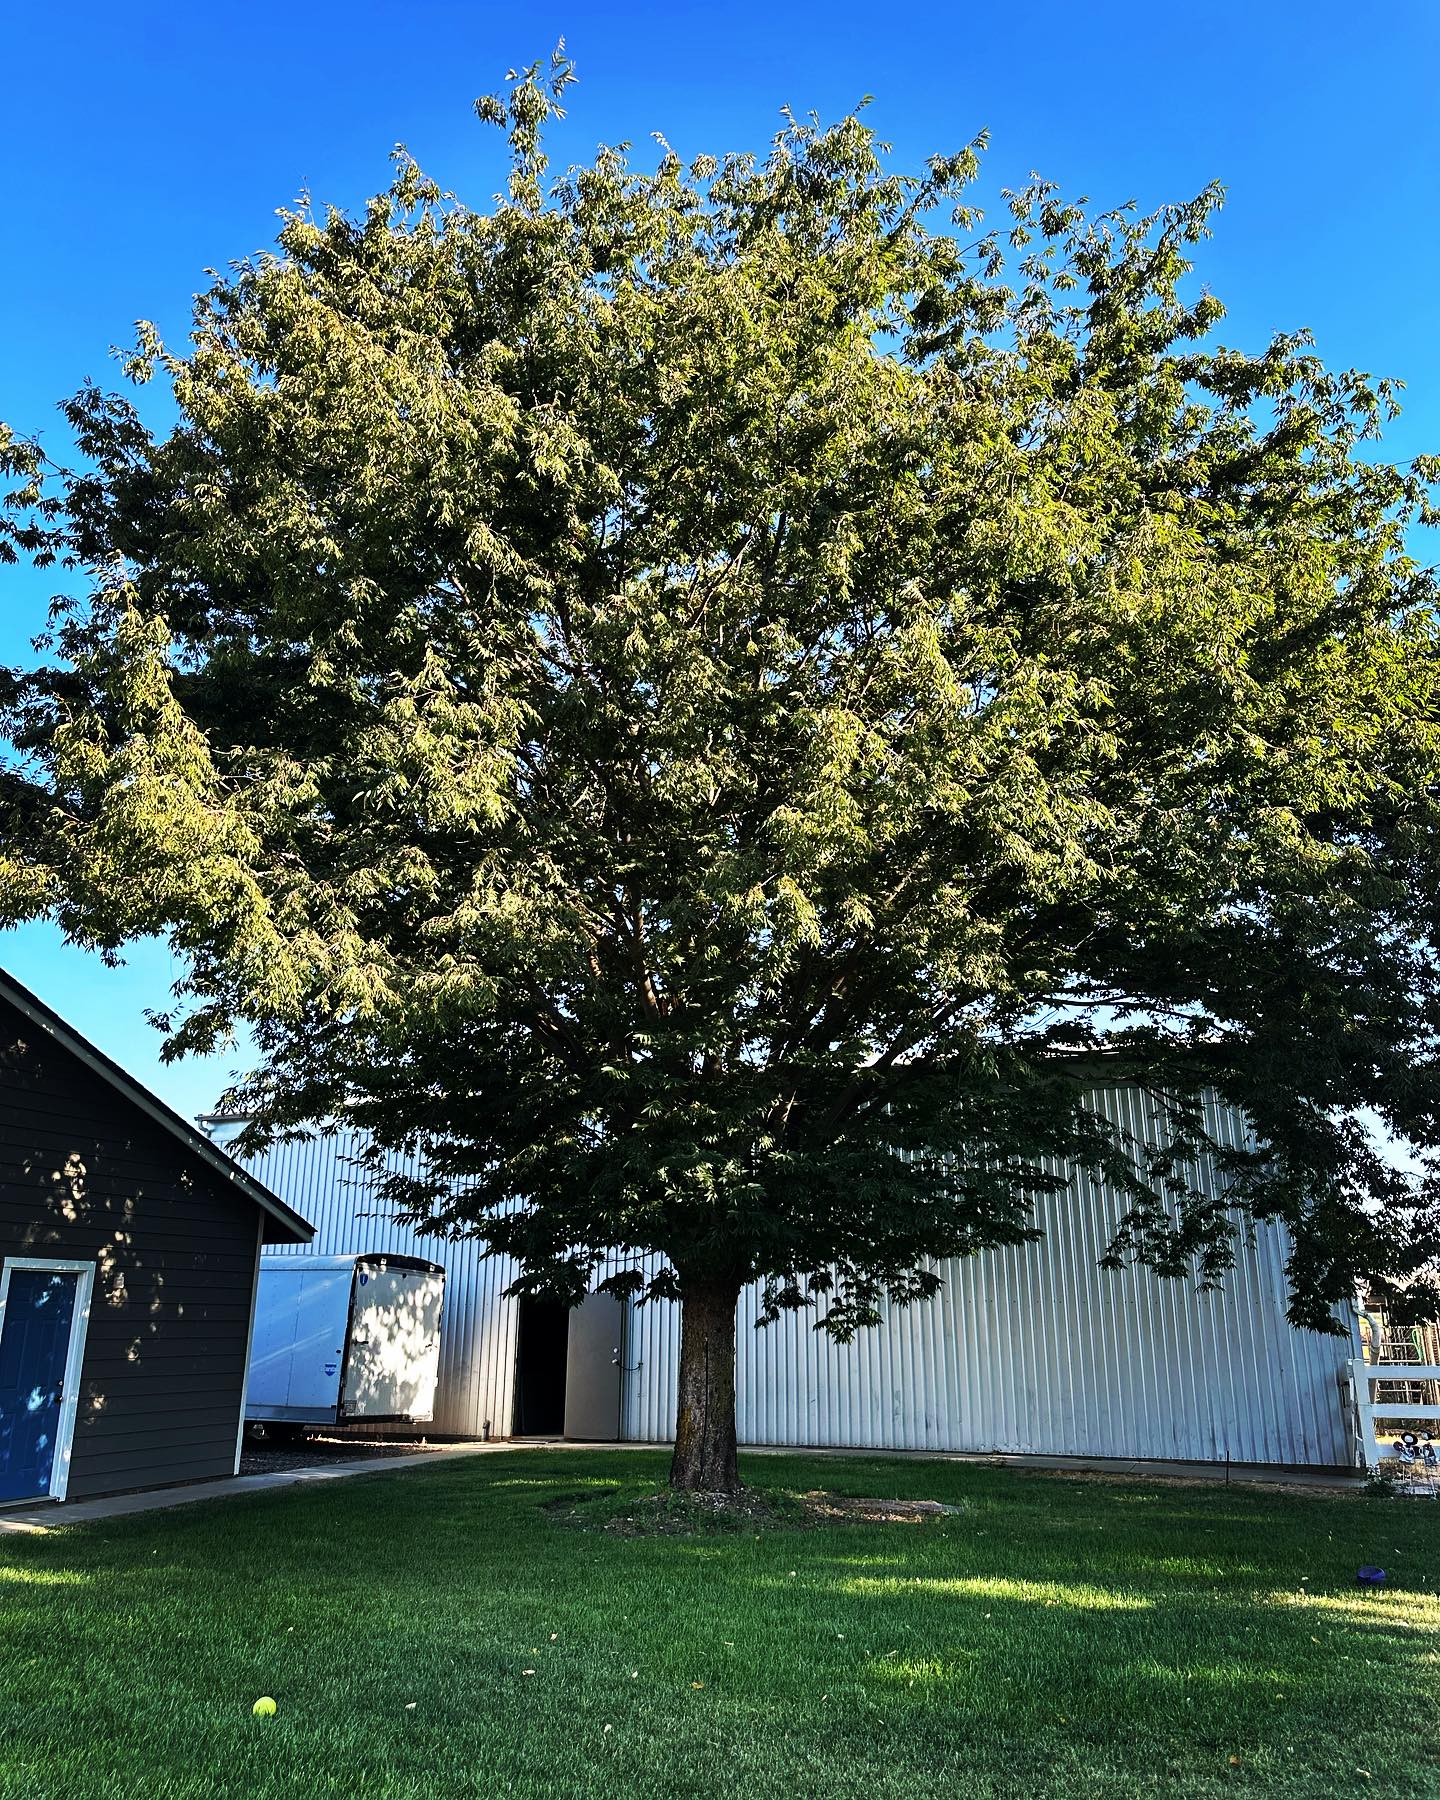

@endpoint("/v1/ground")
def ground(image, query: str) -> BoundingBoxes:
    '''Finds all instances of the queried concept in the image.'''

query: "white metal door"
[564,1291,624,1440]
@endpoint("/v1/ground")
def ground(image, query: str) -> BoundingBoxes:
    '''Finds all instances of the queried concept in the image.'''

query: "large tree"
[4,53,1440,1489]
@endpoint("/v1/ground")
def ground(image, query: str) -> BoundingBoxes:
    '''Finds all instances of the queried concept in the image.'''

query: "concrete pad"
[740,1442,1362,1491]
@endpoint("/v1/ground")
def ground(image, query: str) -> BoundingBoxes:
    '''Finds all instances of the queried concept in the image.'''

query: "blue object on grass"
[1356,1566,1386,1588]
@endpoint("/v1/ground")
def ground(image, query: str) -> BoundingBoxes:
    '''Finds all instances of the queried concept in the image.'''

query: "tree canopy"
[4,51,1440,1483]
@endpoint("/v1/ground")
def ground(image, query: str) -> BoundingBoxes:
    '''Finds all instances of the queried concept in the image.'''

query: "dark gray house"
[0,969,311,1506]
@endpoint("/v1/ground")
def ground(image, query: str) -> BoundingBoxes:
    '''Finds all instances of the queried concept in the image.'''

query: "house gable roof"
[0,967,313,1245]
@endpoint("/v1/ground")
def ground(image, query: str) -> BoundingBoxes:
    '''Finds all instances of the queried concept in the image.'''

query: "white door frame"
[233,1217,264,1475]
[0,1257,96,1502]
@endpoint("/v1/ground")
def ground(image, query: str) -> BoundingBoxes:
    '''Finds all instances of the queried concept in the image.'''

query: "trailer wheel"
[244,1421,310,1446]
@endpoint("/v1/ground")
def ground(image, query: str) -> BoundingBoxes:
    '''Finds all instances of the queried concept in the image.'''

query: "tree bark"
[669,1273,743,1492]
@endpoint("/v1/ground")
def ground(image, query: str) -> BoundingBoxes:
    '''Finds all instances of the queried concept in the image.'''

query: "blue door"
[0,1269,81,1502]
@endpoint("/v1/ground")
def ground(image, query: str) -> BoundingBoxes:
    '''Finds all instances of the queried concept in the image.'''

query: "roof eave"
[0,968,313,1246]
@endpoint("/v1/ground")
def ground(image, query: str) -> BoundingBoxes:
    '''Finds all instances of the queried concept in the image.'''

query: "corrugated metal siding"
[214,1125,520,1440]
[214,1084,1355,1466]
[624,1086,1353,1464]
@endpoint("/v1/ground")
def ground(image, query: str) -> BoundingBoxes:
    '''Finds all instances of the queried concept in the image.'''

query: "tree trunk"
[669,1273,742,1492]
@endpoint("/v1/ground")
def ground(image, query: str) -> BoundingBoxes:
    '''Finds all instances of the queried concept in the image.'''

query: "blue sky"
[2,0,1438,1119]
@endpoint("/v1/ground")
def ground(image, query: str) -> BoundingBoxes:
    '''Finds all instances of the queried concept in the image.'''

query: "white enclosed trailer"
[245,1253,445,1434]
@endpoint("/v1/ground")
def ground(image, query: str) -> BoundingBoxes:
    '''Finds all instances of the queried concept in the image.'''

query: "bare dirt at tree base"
[548,1485,968,1535]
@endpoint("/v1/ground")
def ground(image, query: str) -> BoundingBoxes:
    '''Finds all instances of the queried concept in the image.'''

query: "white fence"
[1347,1356,1440,1468]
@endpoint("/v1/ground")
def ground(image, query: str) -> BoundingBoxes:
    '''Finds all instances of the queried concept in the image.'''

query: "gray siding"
[0,995,262,1499]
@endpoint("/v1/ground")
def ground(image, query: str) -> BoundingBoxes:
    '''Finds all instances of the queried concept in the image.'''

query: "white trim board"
[0,1257,96,1503]
[233,1216,264,1476]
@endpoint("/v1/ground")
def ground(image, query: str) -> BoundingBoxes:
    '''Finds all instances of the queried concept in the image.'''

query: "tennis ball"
[252,1697,277,1718]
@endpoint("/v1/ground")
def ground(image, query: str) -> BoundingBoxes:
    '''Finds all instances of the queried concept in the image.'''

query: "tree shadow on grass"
[0,1454,1435,1797]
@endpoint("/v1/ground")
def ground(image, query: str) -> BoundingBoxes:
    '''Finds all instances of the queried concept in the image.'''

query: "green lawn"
[0,1451,1436,1799]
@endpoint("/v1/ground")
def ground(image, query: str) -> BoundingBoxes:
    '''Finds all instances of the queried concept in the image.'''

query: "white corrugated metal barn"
[207,1083,1360,1467]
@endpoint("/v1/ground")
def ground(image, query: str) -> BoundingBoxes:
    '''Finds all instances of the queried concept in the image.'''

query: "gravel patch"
[238,1435,448,1476]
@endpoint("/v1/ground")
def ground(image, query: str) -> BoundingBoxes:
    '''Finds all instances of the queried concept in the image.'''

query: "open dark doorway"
[513,1298,569,1435]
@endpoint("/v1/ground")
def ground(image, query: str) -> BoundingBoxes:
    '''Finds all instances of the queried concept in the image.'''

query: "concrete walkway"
[0,1440,514,1534]
[0,1438,1361,1534]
